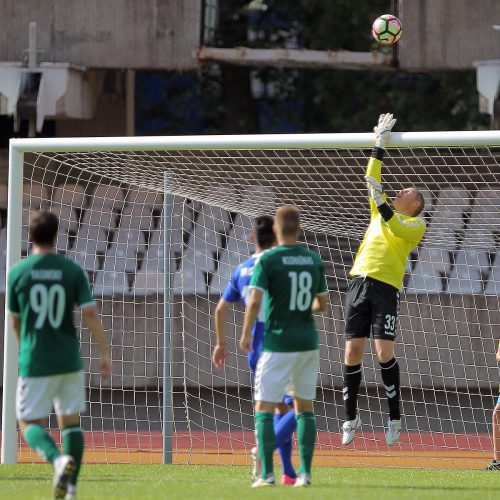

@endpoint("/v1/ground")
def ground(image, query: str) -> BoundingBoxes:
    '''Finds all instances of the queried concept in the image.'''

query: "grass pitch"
[0,464,499,499]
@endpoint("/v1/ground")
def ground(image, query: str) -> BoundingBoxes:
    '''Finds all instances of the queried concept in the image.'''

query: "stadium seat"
[92,269,130,296]
[184,224,221,272]
[106,229,147,273]
[119,205,154,232]
[23,182,48,211]
[21,183,49,254]
[447,249,489,294]
[173,263,206,294]
[66,248,101,272]
[484,252,500,295]
[423,188,471,248]
[197,202,232,235]
[461,189,500,249]
[123,186,163,230]
[133,269,166,295]
[80,184,124,228]
[210,215,254,294]
[231,213,253,240]
[80,206,118,232]
[51,183,86,205]
[52,203,80,234]
[406,247,450,293]
[73,224,110,256]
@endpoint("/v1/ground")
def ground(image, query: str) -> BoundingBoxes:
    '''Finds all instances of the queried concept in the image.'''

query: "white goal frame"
[2,130,500,465]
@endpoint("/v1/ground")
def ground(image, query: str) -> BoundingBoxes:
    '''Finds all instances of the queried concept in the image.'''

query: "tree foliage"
[135,0,489,135]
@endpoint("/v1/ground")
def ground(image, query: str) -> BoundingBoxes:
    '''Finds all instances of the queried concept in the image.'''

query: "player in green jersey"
[8,210,111,499]
[485,339,500,470]
[240,204,328,488]
[341,114,427,448]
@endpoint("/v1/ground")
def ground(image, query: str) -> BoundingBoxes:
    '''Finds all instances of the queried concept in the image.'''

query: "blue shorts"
[248,347,262,375]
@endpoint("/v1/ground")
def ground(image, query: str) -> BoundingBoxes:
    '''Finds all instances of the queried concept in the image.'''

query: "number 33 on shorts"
[384,314,396,336]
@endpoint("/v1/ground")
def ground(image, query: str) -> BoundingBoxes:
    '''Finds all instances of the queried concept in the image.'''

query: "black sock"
[379,358,401,420]
[343,364,362,421]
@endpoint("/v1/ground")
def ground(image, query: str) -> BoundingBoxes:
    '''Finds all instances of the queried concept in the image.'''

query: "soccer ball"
[372,14,402,45]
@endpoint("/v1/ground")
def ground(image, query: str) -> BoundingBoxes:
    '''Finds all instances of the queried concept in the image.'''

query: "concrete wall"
[23,292,494,393]
[399,0,500,70]
[0,0,201,70]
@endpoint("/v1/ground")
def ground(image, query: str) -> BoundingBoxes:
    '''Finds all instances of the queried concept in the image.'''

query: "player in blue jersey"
[212,215,298,485]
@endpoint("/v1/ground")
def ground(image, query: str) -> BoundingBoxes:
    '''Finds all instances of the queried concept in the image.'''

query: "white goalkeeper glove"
[365,175,385,206]
[374,113,396,148]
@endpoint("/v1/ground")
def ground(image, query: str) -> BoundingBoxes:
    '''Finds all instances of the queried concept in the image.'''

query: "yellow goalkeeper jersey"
[350,156,427,290]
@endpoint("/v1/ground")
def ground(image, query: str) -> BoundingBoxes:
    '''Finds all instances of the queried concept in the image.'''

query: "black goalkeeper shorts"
[344,275,400,341]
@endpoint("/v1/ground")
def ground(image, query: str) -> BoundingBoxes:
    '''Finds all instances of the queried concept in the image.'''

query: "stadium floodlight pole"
[1,142,23,464]
[162,171,174,464]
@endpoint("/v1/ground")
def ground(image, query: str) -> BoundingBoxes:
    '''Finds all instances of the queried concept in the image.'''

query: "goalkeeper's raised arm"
[340,113,427,450]
[351,113,427,289]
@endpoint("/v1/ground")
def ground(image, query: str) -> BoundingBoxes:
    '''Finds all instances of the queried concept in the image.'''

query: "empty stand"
[93,268,130,296]
[22,182,48,254]
[485,252,500,295]
[407,188,471,293]
[447,189,500,294]
[51,183,86,253]
[210,213,253,294]
[423,187,471,248]
[406,247,450,293]
[447,249,489,294]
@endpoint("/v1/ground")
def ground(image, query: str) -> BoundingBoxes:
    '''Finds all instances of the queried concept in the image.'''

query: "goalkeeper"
[341,114,426,447]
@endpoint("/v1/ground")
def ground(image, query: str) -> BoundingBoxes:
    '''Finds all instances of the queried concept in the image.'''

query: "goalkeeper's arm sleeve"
[366,147,386,217]
[386,214,427,240]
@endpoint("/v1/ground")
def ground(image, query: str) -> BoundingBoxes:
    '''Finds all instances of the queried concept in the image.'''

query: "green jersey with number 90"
[8,253,95,377]
[249,244,328,352]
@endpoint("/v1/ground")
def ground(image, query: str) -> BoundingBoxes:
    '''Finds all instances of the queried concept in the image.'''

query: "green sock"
[62,425,84,486]
[23,424,61,465]
[296,412,317,475]
[255,411,275,478]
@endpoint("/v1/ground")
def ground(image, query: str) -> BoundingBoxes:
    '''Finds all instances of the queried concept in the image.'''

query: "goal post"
[2,131,500,468]
[1,143,24,464]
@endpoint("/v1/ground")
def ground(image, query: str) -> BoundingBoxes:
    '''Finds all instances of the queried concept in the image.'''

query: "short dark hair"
[29,210,59,246]
[275,204,300,237]
[253,215,275,248]
[413,190,425,216]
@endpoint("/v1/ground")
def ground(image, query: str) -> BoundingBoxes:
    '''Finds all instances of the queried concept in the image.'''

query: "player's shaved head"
[275,204,301,237]
[29,210,59,246]
[253,215,275,249]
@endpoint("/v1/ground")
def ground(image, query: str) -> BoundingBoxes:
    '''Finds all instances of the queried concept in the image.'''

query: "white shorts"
[16,370,86,421]
[254,350,319,403]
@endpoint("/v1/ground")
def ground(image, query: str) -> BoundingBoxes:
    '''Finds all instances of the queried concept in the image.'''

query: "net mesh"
[8,143,500,468]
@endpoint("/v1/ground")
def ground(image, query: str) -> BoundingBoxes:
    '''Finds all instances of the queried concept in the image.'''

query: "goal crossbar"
[9,130,500,153]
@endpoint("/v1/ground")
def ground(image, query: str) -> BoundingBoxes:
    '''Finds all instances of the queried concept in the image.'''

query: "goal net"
[2,132,499,469]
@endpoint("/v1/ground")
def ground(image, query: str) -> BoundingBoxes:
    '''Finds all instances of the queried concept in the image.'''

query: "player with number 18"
[240,204,328,487]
